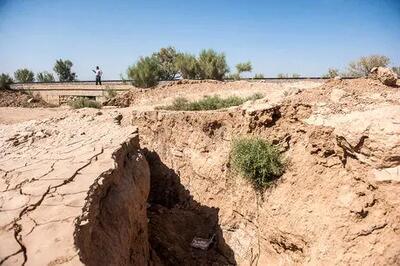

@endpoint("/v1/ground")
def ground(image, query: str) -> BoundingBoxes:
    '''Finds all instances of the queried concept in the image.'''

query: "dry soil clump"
[0,90,50,108]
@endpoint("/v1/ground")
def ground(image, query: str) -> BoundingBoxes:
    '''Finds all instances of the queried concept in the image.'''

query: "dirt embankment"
[0,90,50,108]
[131,78,400,265]
[104,79,323,108]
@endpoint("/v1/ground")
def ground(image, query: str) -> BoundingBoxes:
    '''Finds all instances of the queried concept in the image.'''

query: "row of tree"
[2,59,76,84]
[126,47,267,88]
[1,50,399,90]
[126,48,399,88]
[323,55,400,78]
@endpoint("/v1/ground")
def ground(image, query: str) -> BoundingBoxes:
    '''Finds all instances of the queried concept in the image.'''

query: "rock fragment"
[370,67,398,86]
[113,113,123,125]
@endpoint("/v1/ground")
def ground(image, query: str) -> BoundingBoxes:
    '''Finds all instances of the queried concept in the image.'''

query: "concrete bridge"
[10,82,132,105]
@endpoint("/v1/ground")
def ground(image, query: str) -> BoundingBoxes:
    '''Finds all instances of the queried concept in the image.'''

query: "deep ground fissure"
[144,149,237,265]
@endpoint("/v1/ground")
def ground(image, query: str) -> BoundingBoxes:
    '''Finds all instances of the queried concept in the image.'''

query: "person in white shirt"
[92,66,102,85]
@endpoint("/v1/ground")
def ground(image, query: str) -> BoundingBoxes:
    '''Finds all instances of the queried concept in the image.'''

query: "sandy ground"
[0,107,68,124]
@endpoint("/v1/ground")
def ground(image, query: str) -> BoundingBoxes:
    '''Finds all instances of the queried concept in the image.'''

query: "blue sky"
[0,0,399,80]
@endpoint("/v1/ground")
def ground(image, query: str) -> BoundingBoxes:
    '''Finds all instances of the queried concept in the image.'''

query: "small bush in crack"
[165,97,190,110]
[158,93,263,111]
[104,86,117,99]
[230,137,284,189]
[246,92,264,101]
[68,97,101,109]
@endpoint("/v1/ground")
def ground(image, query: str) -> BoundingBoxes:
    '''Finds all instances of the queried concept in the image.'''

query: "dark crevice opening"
[143,149,237,265]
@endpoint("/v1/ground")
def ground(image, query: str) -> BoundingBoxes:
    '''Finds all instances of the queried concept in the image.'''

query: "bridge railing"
[10,76,355,85]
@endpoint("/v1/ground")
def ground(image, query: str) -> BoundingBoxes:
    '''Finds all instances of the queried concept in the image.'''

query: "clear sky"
[0,0,399,80]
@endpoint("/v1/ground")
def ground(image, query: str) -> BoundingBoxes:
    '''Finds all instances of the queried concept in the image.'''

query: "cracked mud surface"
[0,109,142,265]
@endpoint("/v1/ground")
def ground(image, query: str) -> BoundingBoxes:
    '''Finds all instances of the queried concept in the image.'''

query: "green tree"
[347,55,390,77]
[0,73,13,90]
[254,73,265,79]
[198,49,229,80]
[277,73,288,78]
[236,61,252,74]
[277,73,300,78]
[175,53,199,79]
[14,68,35,82]
[323,68,340,78]
[53,59,77,81]
[127,56,161,88]
[227,73,240,80]
[152,46,179,80]
[36,71,55,82]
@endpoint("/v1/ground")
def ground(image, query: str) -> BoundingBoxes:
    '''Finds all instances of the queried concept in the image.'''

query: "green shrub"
[159,93,263,111]
[230,137,284,189]
[277,73,300,78]
[165,97,189,110]
[68,97,101,109]
[277,73,288,78]
[127,56,160,88]
[254,73,265,79]
[228,61,252,80]
[54,59,77,81]
[323,68,340,78]
[0,73,13,90]
[14,68,35,82]
[127,46,180,86]
[198,49,229,80]
[236,61,252,74]
[347,55,390,77]
[24,88,34,97]
[36,71,55,82]
[227,73,240,80]
[127,47,231,83]
[246,92,264,101]
[153,47,179,80]
[176,53,199,79]
[104,86,117,99]
[127,56,161,88]
[185,95,242,110]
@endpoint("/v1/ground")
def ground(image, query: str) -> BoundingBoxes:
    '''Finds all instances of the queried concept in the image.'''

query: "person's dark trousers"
[96,76,101,85]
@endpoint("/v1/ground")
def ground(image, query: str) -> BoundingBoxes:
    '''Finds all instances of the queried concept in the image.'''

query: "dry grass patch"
[68,97,101,109]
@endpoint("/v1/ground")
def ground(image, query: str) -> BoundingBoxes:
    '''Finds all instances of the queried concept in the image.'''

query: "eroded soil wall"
[75,137,151,266]
[132,101,400,265]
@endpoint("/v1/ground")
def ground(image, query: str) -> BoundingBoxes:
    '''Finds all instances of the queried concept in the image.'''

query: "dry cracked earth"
[0,79,400,265]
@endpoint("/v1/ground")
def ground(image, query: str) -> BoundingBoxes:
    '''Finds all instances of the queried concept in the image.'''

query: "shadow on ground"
[144,149,237,265]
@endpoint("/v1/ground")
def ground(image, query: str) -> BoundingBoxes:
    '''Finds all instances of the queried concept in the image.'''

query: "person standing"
[92,66,102,85]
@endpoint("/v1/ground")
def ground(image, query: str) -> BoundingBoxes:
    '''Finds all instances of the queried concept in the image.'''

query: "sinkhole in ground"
[144,149,236,265]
